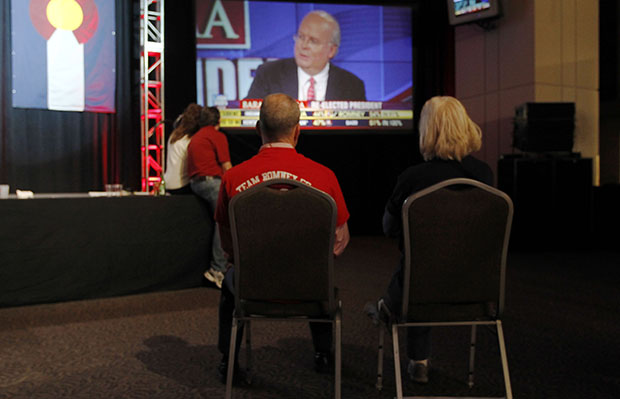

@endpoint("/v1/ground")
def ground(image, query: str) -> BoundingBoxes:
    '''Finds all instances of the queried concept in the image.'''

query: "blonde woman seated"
[163,103,202,194]
[365,96,493,384]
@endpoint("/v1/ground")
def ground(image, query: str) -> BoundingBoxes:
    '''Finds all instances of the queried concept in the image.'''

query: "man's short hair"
[307,10,341,47]
[259,93,300,141]
[199,106,220,127]
[418,96,482,161]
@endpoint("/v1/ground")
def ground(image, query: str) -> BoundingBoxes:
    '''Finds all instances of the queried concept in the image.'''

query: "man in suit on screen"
[245,10,366,101]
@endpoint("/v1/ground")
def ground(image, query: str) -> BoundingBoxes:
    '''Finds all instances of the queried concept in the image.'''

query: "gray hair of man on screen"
[307,10,341,48]
[257,94,301,143]
[418,96,482,162]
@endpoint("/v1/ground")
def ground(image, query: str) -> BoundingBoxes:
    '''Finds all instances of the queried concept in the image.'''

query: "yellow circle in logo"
[47,0,84,31]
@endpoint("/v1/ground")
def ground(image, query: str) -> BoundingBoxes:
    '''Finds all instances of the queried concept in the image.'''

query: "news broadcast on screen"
[195,0,413,130]
[454,0,490,16]
[447,0,500,26]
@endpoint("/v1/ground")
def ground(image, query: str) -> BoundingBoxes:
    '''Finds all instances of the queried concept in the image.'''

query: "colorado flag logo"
[11,0,116,113]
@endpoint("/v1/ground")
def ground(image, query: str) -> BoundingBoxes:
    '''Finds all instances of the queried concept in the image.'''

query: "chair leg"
[468,324,477,388]
[376,326,384,391]
[334,316,342,399]
[245,320,252,384]
[392,323,403,399]
[226,318,240,399]
[496,320,513,399]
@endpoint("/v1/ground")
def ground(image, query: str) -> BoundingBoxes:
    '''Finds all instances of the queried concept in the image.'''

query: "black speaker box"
[513,102,575,152]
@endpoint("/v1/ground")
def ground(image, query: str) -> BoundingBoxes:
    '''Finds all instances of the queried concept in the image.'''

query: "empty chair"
[225,179,342,399]
[375,178,514,399]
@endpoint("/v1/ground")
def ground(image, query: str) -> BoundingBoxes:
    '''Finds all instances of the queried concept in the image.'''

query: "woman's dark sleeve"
[383,173,409,237]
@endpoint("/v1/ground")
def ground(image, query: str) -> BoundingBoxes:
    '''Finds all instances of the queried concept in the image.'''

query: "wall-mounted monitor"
[195,0,413,131]
[446,0,501,26]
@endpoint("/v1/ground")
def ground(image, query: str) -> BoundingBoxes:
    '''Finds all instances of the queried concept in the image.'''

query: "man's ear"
[255,120,261,136]
[328,44,338,60]
[293,124,301,145]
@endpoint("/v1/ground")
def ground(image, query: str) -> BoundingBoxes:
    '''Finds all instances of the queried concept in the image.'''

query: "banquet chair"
[225,179,342,399]
[375,178,514,399]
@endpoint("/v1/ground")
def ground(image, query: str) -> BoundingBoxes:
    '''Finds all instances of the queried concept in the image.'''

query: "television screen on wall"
[195,0,414,131]
[447,0,501,26]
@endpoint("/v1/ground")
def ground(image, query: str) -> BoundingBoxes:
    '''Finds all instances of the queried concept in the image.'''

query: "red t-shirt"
[186,126,230,178]
[215,146,350,229]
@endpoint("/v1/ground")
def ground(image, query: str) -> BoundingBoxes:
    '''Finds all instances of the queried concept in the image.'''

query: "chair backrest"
[401,178,513,322]
[229,178,338,316]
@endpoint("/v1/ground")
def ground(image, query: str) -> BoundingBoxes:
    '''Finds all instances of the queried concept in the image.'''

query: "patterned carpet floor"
[1,236,619,398]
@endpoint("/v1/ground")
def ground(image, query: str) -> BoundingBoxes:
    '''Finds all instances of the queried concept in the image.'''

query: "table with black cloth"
[0,194,213,308]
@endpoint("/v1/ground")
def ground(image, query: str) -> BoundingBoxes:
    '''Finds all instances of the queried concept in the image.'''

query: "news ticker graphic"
[218,100,414,130]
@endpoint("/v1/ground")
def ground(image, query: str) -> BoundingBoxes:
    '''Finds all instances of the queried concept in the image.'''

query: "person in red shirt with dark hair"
[214,93,350,384]
[187,106,232,289]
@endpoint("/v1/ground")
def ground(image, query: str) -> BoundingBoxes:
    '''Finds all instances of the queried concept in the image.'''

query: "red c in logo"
[29,0,99,44]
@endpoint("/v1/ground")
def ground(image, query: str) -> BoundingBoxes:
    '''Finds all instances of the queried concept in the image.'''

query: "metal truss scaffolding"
[140,0,165,193]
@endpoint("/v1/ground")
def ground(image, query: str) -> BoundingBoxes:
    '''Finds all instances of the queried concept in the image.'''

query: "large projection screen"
[195,0,413,131]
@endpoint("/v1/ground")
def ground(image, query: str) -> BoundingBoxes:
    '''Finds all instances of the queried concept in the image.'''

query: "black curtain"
[0,0,140,193]
[163,1,198,131]
[412,0,455,114]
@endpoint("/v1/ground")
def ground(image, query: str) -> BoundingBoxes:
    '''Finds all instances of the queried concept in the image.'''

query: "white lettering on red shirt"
[234,170,314,193]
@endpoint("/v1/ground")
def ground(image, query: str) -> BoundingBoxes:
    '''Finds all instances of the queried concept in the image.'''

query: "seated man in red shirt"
[214,93,350,383]
[186,107,232,289]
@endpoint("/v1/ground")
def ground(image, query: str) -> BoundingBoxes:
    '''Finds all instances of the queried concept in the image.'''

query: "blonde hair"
[418,96,482,161]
